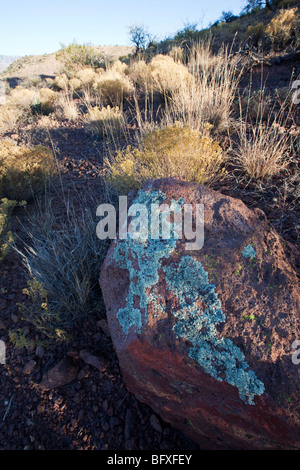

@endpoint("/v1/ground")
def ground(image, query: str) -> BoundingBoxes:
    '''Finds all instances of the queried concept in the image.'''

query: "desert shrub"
[0,86,58,130]
[105,126,225,193]
[148,54,194,97]
[243,22,266,45]
[8,86,39,110]
[109,59,128,75]
[56,92,79,121]
[266,8,299,49]
[0,140,56,201]
[0,198,19,262]
[51,73,69,91]
[56,41,103,75]
[84,105,126,138]
[76,68,98,88]
[93,70,134,105]
[128,59,152,89]
[17,193,110,342]
[68,77,82,92]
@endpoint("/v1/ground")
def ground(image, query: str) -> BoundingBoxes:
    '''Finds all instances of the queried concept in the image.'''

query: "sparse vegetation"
[0,140,56,201]
[105,126,225,193]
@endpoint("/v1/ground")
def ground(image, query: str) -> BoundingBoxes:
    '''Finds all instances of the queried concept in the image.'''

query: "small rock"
[22,360,37,375]
[0,319,6,330]
[79,349,109,371]
[35,345,44,358]
[39,357,79,390]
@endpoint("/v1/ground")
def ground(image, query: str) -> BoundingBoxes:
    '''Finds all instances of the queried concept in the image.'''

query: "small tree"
[129,25,152,55]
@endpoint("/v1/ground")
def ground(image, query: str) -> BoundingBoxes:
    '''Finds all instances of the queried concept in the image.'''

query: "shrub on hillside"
[56,41,104,75]
[105,126,225,193]
[266,7,299,49]
[93,70,134,105]
[0,140,56,201]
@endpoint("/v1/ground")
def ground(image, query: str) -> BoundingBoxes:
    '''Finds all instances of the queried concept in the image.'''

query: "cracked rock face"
[99,178,300,450]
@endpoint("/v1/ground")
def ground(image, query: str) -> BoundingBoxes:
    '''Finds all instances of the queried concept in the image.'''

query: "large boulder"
[99,178,300,450]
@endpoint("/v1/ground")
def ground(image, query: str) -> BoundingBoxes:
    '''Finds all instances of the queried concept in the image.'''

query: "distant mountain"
[0,55,21,73]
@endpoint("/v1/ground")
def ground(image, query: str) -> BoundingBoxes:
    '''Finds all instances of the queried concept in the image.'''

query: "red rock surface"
[100,178,300,450]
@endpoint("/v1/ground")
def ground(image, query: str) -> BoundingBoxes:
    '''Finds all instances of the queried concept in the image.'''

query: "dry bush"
[0,86,59,131]
[108,59,128,75]
[93,70,134,105]
[237,88,274,122]
[163,43,243,133]
[105,126,225,193]
[128,59,152,89]
[266,7,299,49]
[76,68,98,88]
[68,77,82,92]
[51,73,69,91]
[148,54,194,97]
[84,105,126,138]
[8,86,39,109]
[56,92,79,121]
[0,140,56,201]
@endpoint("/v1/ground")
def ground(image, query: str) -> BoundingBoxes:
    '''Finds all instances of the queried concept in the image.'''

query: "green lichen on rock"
[113,189,180,333]
[164,256,265,405]
[113,187,264,405]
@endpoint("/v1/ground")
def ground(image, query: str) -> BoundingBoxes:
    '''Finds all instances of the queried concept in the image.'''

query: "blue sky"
[1,0,245,56]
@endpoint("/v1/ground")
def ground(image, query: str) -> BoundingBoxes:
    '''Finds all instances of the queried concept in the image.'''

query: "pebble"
[22,360,37,375]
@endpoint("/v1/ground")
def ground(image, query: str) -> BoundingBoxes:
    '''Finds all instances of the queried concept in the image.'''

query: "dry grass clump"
[93,69,134,105]
[0,140,56,201]
[266,7,300,49]
[233,117,293,181]
[56,92,79,121]
[84,105,126,138]
[163,43,242,133]
[16,192,109,342]
[105,125,225,193]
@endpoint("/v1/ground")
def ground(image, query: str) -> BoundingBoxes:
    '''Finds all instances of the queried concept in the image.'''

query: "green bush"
[56,41,104,75]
